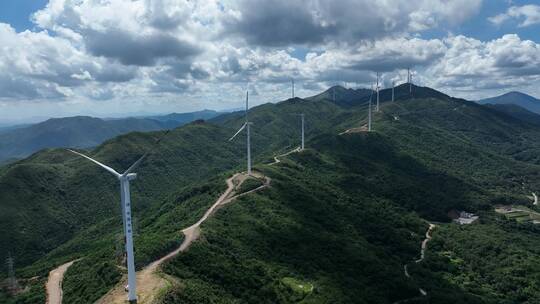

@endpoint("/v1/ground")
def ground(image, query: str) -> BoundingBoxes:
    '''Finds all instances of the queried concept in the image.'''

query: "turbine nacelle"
[125,173,137,181]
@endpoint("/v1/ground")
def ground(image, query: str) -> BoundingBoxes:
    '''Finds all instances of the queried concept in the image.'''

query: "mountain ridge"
[478,91,540,113]
[0,110,221,162]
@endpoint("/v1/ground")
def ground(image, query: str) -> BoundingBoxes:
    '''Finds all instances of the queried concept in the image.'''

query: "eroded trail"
[95,171,270,304]
[270,147,301,165]
[339,125,369,135]
[395,223,436,303]
[46,260,76,304]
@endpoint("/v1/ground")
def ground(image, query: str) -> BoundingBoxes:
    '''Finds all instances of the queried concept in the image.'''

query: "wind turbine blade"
[68,149,121,178]
[229,123,247,141]
[123,153,148,175]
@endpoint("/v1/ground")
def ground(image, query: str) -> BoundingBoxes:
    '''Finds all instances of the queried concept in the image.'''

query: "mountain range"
[3,85,540,303]
[0,110,220,163]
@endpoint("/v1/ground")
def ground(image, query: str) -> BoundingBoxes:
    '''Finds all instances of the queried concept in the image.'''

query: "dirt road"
[339,125,368,135]
[416,224,436,263]
[96,171,270,304]
[394,223,436,303]
[46,260,76,304]
[269,147,301,165]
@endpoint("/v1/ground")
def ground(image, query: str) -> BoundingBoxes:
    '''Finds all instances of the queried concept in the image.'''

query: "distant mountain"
[307,84,452,107]
[478,91,540,114]
[147,109,220,127]
[0,110,220,162]
[484,104,540,126]
[307,85,372,107]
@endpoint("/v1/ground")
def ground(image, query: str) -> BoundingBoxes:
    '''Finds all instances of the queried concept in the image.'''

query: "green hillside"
[3,85,540,303]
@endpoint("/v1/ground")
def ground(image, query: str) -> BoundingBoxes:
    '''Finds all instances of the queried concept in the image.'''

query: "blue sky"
[0,0,47,32]
[0,0,539,123]
[419,0,540,42]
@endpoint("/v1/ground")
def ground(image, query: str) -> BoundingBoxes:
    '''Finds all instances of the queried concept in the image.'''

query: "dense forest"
[2,85,540,303]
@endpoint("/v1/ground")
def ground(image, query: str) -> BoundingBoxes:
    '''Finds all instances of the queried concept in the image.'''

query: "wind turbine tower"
[68,150,150,303]
[376,72,380,112]
[368,85,374,132]
[408,68,412,93]
[392,81,395,102]
[300,114,305,150]
[229,91,252,175]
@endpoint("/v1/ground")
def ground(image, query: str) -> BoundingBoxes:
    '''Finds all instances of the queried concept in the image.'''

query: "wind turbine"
[229,91,252,175]
[67,149,152,303]
[298,114,305,150]
[408,68,412,93]
[368,84,373,132]
[376,72,380,112]
[392,81,395,102]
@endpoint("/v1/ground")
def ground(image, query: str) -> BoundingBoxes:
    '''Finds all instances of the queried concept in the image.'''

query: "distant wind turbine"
[392,81,395,102]
[368,84,373,132]
[229,91,252,175]
[298,114,305,150]
[67,151,148,303]
[376,72,380,112]
[408,68,412,93]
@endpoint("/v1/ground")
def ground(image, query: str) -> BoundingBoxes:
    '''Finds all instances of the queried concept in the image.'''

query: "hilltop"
[3,85,540,303]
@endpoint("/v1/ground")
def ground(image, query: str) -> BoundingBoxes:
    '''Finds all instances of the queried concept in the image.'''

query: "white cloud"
[2,0,540,121]
[224,0,483,46]
[424,34,540,97]
[489,5,540,27]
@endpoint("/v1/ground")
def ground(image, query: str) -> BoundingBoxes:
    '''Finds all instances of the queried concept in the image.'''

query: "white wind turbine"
[298,113,305,150]
[67,150,151,303]
[392,80,395,102]
[229,91,252,175]
[368,84,374,132]
[376,72,381,112]
[408,68,412,93]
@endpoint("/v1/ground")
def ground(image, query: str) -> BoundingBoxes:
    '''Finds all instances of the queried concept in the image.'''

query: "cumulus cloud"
[2,0,540,119]
[489,5,540,27]
[426,34,540,92]
[225,0,483,46]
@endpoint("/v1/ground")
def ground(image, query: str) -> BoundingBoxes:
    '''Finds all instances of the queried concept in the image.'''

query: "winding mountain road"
[95,171,270,304]
[270,147,301,165]
[46,260,76,304]
[339,125,368,135]
[395,223,436,303]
